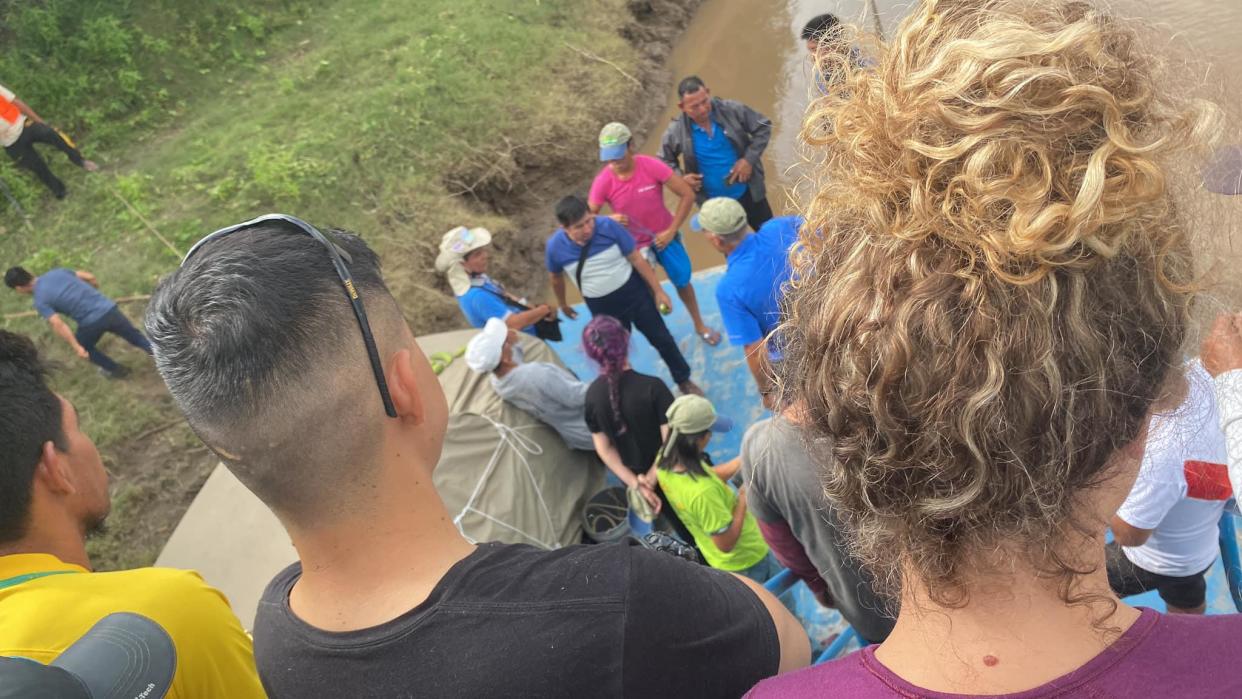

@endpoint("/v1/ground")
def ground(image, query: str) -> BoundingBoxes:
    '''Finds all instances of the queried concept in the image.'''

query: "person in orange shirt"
[0,83,97,199]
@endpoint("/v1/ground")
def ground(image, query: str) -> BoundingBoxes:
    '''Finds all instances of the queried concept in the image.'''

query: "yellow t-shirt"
[0,553,266,698]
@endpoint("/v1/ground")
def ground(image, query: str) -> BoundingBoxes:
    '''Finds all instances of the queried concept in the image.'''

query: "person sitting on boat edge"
[0,330,264,697]
[147,214,809,698]
[750,0,1242,695]
[651,394,780,584]
[435,224,555,335]
[465,317,594,451]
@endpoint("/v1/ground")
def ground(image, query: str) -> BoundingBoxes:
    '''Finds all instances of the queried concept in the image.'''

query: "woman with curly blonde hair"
[750,0,1241,696]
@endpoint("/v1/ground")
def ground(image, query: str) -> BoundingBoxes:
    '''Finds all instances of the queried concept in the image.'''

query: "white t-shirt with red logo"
[0,84,26,147]
[1117,358,1230,576]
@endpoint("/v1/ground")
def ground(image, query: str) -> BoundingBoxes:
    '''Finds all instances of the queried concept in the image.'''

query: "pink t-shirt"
[588,154,674,249]
[747,609,1242,698]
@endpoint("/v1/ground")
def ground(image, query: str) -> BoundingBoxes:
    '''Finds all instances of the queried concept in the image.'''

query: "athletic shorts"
[1105,541,1211,610]
[642,234,693,289]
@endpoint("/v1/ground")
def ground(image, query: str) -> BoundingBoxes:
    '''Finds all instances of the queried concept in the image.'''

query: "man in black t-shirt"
[146,215,810,698]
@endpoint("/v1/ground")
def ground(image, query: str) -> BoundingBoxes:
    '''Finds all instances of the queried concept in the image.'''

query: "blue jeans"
[736,552,781,584]
[585,272,691,385]
[75,306,152,373]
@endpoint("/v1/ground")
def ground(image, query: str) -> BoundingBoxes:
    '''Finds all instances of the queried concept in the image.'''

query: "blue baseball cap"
[599,122,632,161]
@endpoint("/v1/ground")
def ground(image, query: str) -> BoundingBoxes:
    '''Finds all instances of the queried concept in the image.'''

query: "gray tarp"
[422,329,603,548]
[157,329,602,628]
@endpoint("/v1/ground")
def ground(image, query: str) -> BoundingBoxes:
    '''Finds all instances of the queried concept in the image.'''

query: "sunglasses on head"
[181,213,398,418]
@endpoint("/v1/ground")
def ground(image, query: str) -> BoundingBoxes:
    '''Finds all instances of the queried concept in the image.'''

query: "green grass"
[0,0,654,570]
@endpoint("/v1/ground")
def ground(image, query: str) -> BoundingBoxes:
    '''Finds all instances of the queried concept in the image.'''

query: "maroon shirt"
[748,609,1242,698]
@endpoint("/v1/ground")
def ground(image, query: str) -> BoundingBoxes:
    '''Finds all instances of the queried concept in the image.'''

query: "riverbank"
[0,0,702,570]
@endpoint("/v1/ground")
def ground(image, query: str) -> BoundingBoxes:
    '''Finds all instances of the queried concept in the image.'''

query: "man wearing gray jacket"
[660,76,773,230]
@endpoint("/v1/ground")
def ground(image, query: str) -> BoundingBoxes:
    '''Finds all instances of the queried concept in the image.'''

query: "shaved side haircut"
[146,221,404,523]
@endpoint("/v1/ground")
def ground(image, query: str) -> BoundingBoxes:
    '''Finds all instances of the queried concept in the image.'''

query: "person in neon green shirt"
[653,394,780,582]
[0,330,265,698]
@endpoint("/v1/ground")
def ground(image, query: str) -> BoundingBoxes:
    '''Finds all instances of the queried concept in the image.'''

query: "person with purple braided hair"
[582,316,667,510]
[582,315,698,553]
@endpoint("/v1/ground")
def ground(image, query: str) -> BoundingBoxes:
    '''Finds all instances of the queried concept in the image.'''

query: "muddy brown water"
[614,0,1242,313]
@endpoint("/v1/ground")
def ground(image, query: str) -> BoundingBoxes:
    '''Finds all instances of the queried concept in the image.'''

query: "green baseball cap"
[665,394,734,434]
[599,122,632,161]
[690,197,748,236]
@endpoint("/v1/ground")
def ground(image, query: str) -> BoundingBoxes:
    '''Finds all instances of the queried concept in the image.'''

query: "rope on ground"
[3,293,151,320]
[562,42,642,88]
[0,177,33,231]
[107,184,183,258]
[132,418,184,443]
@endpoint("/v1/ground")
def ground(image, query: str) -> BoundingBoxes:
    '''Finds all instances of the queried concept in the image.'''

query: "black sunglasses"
[182,213,398,418]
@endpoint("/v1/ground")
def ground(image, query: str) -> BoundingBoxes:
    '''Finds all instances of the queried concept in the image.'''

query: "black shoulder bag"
[478,284,563,343]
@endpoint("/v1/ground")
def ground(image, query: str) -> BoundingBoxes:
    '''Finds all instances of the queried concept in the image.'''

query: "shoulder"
[763,216,803,236]
[585,376,609,397]
[742,418,776,456]
[594,216,626,239]
[635,372,673,397]
[89,566,248,637]
[590,167,614,193]
[747,652,872,698]
[1103,612,1242,693]
[455,543,632,603]
[717,97,755,113]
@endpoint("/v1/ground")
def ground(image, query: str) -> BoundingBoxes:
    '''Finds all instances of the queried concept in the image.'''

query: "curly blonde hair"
[782,0,1219,608]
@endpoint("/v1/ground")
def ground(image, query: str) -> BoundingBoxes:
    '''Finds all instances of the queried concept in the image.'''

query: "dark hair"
[4,266,32,289]
[582,315,630,435]
[146,220,402,522]
[555,195,590,227]
[657,430,710,479]
[0,330,67,544]
[677,76,707,98]
[801,13,842,42]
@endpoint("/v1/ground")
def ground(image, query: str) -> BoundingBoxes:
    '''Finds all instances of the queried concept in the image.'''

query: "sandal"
[698,328,722,346]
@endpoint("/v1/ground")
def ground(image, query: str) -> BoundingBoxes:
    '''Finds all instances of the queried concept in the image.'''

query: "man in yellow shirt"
[0,330,265,698]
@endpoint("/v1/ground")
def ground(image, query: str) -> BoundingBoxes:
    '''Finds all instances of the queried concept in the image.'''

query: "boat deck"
[553,266,1242,655]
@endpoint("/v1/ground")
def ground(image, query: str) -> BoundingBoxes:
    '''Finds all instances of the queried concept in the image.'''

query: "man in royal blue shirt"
[4,265,151,378]
[660,76,773,231]
[691,197,800,406]
[547,195,701,395]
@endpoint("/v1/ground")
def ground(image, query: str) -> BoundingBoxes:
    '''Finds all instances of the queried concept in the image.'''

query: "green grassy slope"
[0,0,690,569]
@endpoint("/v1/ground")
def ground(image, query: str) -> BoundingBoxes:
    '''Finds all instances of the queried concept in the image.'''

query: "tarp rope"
[452,414,562,549]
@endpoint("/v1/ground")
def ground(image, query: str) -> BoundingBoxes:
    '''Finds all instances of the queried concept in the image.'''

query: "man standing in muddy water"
[659,76,773,231]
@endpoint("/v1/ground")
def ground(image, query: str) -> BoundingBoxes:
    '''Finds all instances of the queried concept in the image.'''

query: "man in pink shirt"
[589,122,721,345]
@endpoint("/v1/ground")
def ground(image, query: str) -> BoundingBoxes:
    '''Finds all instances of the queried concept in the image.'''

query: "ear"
[387,348,427,426]
[706,234,725,253]
[34,440,75,496]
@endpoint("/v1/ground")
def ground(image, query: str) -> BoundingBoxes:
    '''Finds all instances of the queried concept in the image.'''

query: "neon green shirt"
[657,462,769,571]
